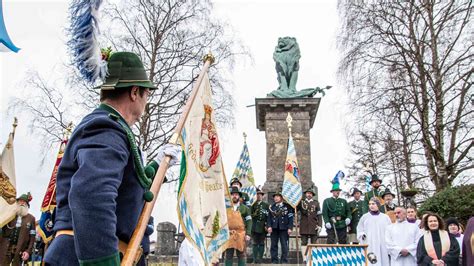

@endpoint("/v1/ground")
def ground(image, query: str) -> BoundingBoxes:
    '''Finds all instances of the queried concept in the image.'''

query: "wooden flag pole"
[121,53,215,266]
[295,207,300,265]
[286,113,301,265]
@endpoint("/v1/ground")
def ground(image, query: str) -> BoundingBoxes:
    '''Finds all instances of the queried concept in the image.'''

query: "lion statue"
[273,37,301,92]
[268,37,331,98]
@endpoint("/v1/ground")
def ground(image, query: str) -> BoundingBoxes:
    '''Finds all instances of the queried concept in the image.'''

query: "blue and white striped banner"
[310,245,366,266]
[282,134,302,208]
[232,142,257,205]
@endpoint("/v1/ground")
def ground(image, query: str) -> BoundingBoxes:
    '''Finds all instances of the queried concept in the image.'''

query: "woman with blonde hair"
[417,213,460,265]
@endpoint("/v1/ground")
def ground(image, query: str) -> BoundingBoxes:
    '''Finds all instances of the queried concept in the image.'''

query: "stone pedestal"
[255,98,321,202]
[155,222,177,255]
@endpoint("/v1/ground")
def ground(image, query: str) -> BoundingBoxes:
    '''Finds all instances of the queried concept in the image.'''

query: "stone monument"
[257,37,330,201]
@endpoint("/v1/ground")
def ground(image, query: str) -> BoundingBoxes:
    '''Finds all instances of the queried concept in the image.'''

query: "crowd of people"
[203,174,472,265]
[1,51,471,266]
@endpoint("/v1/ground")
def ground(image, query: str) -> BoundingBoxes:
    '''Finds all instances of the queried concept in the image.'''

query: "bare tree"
[80,0,246,161]
[11,0,247,165]
[338,0,473,192]
[8,70,79,163]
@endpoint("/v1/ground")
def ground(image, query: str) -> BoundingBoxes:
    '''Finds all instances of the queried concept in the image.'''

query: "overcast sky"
[0,0,350,235]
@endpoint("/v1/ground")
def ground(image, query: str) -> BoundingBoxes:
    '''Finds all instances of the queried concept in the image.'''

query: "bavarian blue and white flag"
[282,133,302,208]
[332,170,345,184]
[365,175,371,192]
[0,1,20,52]
[232,140,257,205]
[177,72,230,265]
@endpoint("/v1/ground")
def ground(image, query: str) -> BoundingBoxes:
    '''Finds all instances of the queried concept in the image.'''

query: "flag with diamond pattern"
[232,140,256,205]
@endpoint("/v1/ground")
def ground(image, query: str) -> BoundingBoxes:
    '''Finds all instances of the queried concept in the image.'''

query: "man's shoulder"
[239,204,251,213]
[78,109,125,131]
[72,109,128,142]
[24,214,36,222]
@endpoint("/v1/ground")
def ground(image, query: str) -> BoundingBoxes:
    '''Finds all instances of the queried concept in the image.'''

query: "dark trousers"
[252,232,266,245]
[270,229,289,263]
[327,227,347,244]
[252,232,266,263]
[225,248,245,259]
[301,234,318,245]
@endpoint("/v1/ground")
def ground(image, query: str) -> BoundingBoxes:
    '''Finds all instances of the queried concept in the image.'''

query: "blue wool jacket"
[267,202,294,230]
[44,107,146,266]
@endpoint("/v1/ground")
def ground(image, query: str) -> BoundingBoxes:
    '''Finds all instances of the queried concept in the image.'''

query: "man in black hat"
[363,174,384,214]
[348,188,364,244]
[267,191,294,264]
[297,187,321,262]
[380,187,397,223]
[44,52,181,265]
[250,188,269,263]
[225,187,252,266]
[322,183,351,244]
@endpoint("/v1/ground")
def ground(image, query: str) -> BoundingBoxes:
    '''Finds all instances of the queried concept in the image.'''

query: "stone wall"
[255,98,321,201]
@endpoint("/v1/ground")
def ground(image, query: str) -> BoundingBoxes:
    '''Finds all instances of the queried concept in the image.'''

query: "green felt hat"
[229,186,242,197]
[273,191,283,197]
[369,174,382,185]
[17,192,32,207]
[97,52,156,90]
[351,187,363,196]
[330,183,341,192]
[229,177,242,187]
[303,187,316,196]
[382,187,396,199]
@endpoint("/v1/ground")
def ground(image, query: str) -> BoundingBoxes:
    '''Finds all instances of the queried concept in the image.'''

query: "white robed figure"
[386,207,422,266]
[357,197,391,266]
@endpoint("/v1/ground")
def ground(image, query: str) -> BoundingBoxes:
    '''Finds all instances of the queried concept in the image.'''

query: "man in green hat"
[224,187,252,266]
[44,52,181,266]
[348,187,364,244]
[322,183,351,244]
[250,188,269,263]
[297,187,321,262]
[363,174,384,214]
[0,192,36,266]
[230,177,250,206]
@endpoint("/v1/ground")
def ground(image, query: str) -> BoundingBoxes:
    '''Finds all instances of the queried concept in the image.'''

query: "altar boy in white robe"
[357,197,391,266]
[386,207,422,266]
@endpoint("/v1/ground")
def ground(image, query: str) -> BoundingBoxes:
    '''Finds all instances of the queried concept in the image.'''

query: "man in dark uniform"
[267,191,294,264]
[224,187,252,266]
[43,52,180,265]
[0,193,36,266]
[322,183,351,244]
[250,188,269,263]
[380,187,397,223]
[348,188,363,244]
[363,174,384,214]
[297,187,321,262]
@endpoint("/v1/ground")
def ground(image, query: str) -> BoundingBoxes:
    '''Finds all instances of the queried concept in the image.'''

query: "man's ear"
[130,86,140,101]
